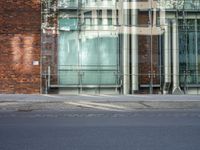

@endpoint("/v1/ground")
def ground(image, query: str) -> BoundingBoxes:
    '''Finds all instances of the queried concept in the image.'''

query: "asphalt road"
[0,110,200,150]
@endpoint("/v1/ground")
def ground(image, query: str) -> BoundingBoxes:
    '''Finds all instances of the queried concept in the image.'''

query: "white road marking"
[41,94,63,99]
[81,101,127,109]
[80,94,100,98]
[0,102,18,106]
[100,94,120,98]
[65,101,129,111]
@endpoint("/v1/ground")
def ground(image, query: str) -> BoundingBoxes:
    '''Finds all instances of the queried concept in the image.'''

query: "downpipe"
[172,20,183,94]
[163,21,171,94]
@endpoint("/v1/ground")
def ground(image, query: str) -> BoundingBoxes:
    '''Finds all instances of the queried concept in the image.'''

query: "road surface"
[0,110,200,150]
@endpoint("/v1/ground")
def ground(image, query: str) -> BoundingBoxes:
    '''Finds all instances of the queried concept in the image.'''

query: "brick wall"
[138,35,160,83]
[137,10,160,93]
[0,0,41,93]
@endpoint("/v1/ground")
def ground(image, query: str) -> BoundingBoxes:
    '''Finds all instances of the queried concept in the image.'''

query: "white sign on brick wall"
[33,61,39,66]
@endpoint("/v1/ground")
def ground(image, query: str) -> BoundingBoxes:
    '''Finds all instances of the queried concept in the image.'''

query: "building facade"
[0,0,41,93]
[0,0,200,94]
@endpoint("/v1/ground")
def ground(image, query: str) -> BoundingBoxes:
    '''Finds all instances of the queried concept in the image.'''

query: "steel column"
[172,20,183,94]
[163,21,171,94]
[131,6,138,93]
[122,3,130,94]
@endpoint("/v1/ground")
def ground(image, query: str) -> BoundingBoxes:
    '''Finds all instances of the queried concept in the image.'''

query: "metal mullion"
[195,19,199,84]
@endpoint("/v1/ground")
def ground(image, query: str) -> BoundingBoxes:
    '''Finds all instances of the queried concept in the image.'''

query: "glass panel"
[81,71,100,85]
[99,36,118,84]
[81,36,99,66]
[59,71,79,85]
[97,10,102,25]
[84,11,92,27]
[84,11,92,17]
[179,19,197,85]
[100,71,117,85]
[98,18,102,25]
[81,36,100,84]
[99,37,117,66]
[80,34,118,85]
[198,20,200,83]
[108,18,112,26]
[158,0,200,10]
[58,0,78,8]
[59,18,78,31]
[58,15,119,86]
[58,31,79,84]
[179,30,186,84]
[188,31,196,84]
[59,31,78,66]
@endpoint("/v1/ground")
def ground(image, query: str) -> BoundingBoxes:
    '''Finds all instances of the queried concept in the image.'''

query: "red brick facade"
[0,0,41,93]
[138,10,160,94]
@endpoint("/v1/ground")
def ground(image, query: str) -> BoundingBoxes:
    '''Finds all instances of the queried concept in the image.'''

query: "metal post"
[122,2,130,94]
[48,66,51,88]
[163,21,171,94]
[149,3,153,94]
[195,19,199,84]
[131,3,138,93]
[172,20,183,94]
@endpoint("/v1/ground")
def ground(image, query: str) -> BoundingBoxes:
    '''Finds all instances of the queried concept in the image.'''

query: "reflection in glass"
[179,19,198,85]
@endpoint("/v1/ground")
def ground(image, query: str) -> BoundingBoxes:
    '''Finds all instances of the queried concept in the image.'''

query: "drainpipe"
[163,21,171,94]
[131,5,138,93]
[48,66,51,88]
[122,2,130,94]
[172,20,183,94]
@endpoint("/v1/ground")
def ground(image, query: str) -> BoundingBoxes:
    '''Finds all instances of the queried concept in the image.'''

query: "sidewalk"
[1,94,200,102]
[0,94,200,112]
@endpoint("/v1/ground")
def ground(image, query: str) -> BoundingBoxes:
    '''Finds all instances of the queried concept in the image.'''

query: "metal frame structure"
[41,0,200,94]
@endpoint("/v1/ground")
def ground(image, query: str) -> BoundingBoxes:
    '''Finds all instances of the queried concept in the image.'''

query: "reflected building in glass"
[41,0,200,94]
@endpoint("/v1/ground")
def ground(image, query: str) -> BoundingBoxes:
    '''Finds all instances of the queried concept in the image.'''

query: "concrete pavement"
[1,94,200,102]
[0,94,200,112]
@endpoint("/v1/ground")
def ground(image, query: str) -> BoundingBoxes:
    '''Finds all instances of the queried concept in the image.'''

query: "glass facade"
[58,31,119,86]
[179,19,199,85]
[55,0,120,94]
[41,0,200,94]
